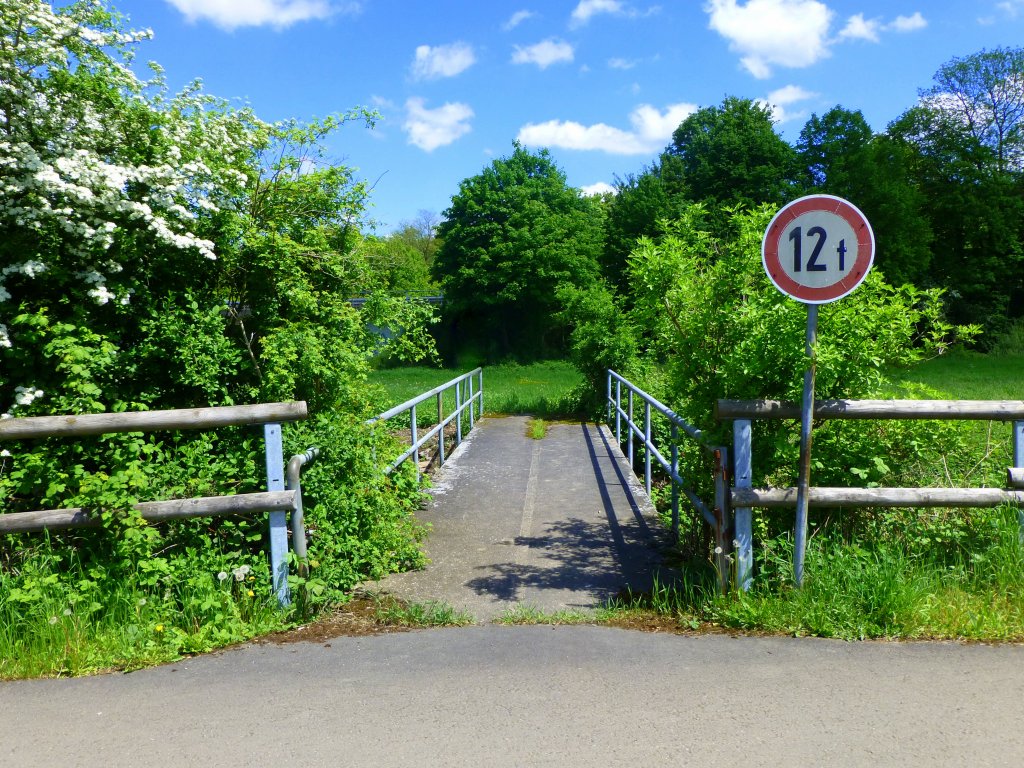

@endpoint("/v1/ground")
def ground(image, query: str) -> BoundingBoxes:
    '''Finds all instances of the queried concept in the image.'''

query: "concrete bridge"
[371,415,670,620]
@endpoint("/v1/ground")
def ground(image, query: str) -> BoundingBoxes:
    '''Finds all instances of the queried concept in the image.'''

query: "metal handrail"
[286,447,321,576]
[367,368,483,478]
[606,370,730,592]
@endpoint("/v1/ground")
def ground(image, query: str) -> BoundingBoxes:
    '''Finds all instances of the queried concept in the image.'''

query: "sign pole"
[794,303,818,587]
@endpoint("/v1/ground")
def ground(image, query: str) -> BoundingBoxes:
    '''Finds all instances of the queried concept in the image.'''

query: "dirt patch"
[254,596,413,645]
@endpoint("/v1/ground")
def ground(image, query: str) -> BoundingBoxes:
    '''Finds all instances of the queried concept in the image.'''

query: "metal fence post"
[644,401,652,496]
[713,446,730,594]
[411,404,419,482]
[670,423,679,540]
[606,372,612,425]
[733,419,753,591]
[456,379,463,446]
[479,369,484,417]
[615,379,621,446]
[628,390,634,469]
[263,422,289,607]
[468,376,475,430]
[1015,420,1024,543]
[437,391,446,465]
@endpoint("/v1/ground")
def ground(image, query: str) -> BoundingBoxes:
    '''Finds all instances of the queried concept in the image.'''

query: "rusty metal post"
[713,446,730,594]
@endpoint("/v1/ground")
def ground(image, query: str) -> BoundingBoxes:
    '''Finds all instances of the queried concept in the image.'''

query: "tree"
[393,210,442,271]
[432,144,604,360]
[922,47,1024,174]
[665,96,799,214]
[796,107,933,286]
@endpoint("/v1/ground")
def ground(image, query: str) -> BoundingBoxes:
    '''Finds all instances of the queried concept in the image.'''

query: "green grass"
[887,351,1024,400]
[496,604,593,625]
[372,596,475,627]
[369,360,583,418]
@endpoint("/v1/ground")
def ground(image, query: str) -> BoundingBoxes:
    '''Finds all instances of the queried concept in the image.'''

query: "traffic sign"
[762,194,874,304]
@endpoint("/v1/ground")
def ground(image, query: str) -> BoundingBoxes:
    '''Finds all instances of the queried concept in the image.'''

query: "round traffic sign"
[762,194,874,304]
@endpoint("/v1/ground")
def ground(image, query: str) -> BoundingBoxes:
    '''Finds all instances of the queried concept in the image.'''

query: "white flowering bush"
[0,1,434,659]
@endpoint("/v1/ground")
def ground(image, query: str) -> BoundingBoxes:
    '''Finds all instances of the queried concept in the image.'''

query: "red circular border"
[761,195,874,304]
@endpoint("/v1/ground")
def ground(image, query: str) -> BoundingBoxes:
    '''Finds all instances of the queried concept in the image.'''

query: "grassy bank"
[369,360,583,418]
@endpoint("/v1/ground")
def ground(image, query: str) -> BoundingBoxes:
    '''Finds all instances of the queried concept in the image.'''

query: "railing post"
[627,390,634,469]
[713,445,730,594]
[670,423,679,540]
[615,379,621,446]
[456,379,463,446]
[263,422,289,607]
[468,376,475,430]
[479,369,484,417]
[411,404,420,482]
[644,401,652,496]
[606,371,612,425]
[1015,420,1024,543]
[437,391,446,465]
[733,419,753,591]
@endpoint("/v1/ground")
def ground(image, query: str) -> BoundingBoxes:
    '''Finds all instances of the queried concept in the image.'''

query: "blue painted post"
[479,369,484,417]
[1015,421,1024,543]
[615,380,621,446]
[468,376,475,430]
[606,372,612,426]
[263,423,289,607]
[456,380,463,445]
[670,423,679,540]
[644,401,652,496]
[628,390,634,469]
[411,404,419,482]
[733,419,754,591]
[437,392,446,465]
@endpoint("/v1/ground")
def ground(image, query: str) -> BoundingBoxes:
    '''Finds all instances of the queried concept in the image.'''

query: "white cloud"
[411,42,476,80]
[503,10,536,30]
[838,13,880,42]
[404,98,473,152]
[608,57,637,70]
[571,0,623,26]
[163,0,354,30]
[888,12,927,32]
[757,84,816,123]
[512,39,574,69]
[706,0,834,79]
[581,181,616,196]
[517,102,697,155]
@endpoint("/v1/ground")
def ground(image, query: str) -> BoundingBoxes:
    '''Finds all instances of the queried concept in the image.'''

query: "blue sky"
[110,0,1024,232]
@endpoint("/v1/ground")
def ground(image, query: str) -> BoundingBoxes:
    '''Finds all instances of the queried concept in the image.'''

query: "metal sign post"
[762,195,874,586]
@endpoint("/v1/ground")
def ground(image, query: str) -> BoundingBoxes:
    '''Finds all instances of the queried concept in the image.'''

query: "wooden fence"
[0,402,309,606]
[717,398,1024,589]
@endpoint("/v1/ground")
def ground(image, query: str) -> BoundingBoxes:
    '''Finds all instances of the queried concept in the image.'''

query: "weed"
[526,418,548,440]
[372,596,475,627]
[497,604,592,625]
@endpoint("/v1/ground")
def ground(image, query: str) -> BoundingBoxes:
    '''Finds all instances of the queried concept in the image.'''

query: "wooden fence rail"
[0,401,310,606]
[718,398,1024,591]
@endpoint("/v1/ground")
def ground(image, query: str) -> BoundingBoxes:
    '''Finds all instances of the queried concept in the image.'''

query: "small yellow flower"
[154,623,164,633]
[247,590,255,597]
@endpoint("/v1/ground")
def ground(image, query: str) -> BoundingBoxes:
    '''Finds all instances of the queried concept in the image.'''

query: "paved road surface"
[372,416,668,620]
[4,625,1023,767]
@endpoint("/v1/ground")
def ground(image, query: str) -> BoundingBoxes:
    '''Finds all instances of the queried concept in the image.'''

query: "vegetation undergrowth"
[372,596,474,627]
[497,604,593,625]
[611,506,1024,641]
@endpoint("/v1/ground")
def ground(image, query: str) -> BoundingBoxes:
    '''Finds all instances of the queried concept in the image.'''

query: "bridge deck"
[370,415,670,621]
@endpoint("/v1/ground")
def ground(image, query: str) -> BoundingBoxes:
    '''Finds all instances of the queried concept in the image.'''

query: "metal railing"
[367,368,483,478]
[717,398,1024,589]
[606,370,731,591]
[0,402,316,607]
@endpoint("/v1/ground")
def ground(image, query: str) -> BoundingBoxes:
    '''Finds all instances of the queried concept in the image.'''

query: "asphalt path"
[3,625,1023,767]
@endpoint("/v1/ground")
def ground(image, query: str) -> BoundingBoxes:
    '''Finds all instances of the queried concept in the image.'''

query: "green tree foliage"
[0,1,432,634]
[796,107,933,286]
[433,144,604,360]
[666,96,799,213]
[890,47,1024,333]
